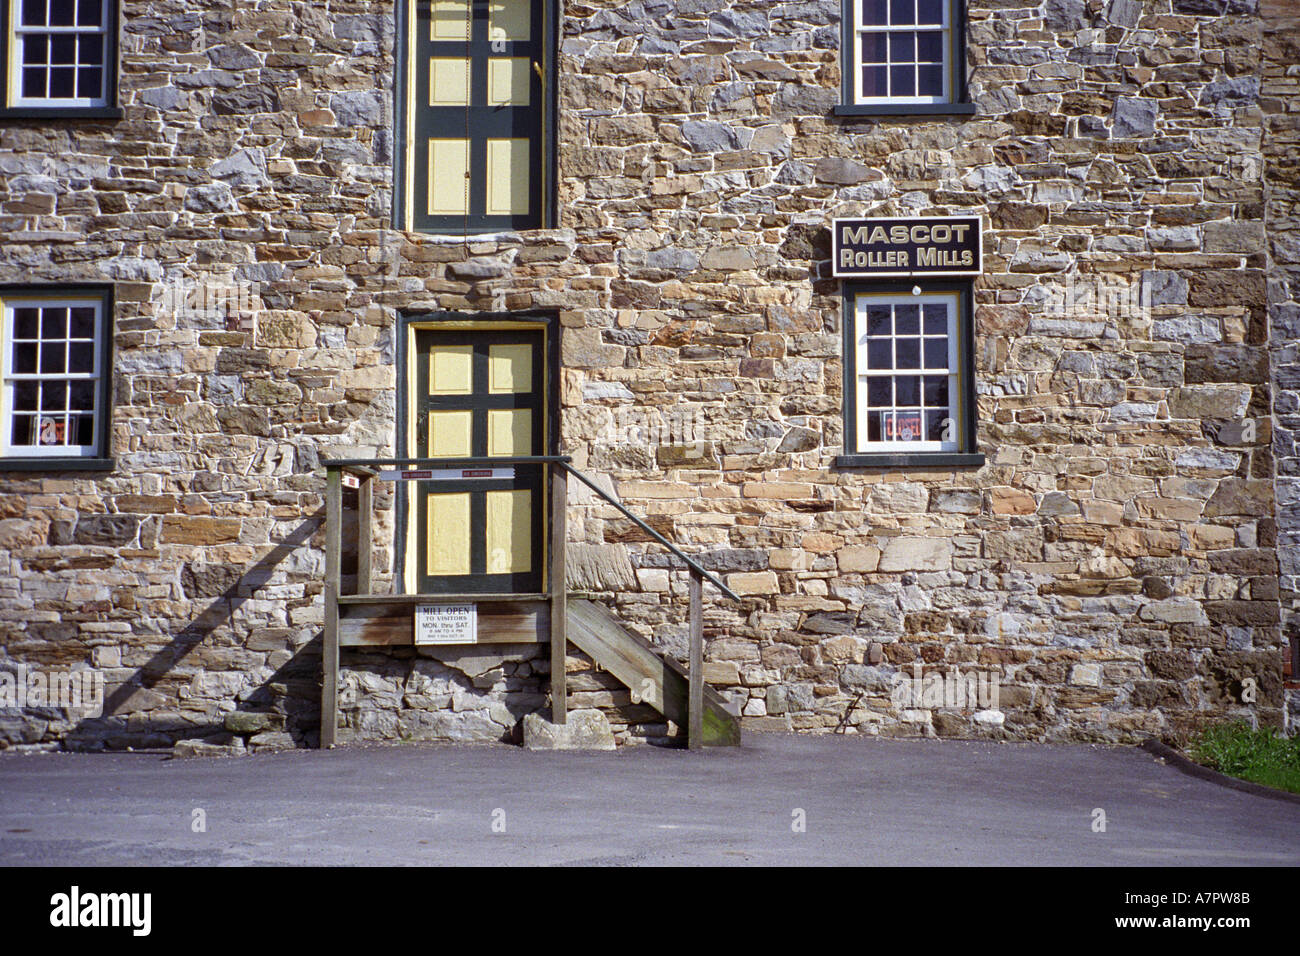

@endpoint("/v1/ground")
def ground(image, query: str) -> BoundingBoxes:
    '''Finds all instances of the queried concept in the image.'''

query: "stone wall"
[0,0,1289,751]
[1261,0,1300,733]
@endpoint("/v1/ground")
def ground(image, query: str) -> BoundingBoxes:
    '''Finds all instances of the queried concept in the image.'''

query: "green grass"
[1189,721,1300,795]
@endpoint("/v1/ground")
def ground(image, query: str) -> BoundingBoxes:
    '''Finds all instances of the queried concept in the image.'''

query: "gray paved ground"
[0,733,1297,866]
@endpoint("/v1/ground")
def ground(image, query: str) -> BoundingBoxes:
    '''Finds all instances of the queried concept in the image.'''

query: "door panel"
[427,492,472,574]
[413,328,544,594]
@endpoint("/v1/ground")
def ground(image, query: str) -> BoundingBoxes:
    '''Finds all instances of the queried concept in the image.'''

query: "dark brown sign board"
[832,216,982,277]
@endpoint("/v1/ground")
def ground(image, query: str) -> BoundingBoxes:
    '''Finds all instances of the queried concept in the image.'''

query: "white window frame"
[1,293,106,459]
[852,290,960,453]
[8,0,111,108]
[851,0,954,106]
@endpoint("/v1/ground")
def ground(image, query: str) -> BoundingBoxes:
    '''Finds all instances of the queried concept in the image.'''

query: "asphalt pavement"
[0,733,1296,866]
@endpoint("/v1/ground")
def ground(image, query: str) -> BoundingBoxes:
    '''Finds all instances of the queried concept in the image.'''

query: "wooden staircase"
[321,456,744,750]
[566,599,741,747]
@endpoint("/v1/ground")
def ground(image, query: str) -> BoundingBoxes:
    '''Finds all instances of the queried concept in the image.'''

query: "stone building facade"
[0,0,1296,751]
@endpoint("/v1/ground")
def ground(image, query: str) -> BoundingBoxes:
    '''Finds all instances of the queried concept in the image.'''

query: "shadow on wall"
[63,516,325,752]
[51,510,546,753]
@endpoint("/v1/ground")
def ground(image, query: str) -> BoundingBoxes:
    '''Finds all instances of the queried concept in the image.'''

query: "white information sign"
[415,604,477,645]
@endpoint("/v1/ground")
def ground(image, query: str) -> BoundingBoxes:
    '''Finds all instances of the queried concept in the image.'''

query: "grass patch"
[1189,721,1300,795]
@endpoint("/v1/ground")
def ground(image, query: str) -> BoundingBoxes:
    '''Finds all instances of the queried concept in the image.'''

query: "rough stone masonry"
[0,0,1296,752]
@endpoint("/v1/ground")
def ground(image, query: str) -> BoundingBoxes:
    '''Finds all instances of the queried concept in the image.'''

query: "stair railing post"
[357,471,373,596]
[689,566,703,750]
[550,462,568,724]
[322,465,342,749]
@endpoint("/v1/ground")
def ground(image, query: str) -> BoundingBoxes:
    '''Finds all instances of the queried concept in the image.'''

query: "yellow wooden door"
[414,329,544,593]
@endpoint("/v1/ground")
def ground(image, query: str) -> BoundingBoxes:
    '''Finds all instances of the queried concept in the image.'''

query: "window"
[398,0,553,234]
[839,282,981,467]
[1,0,120,116]
[0,286,113,467]
[837,0,972,116]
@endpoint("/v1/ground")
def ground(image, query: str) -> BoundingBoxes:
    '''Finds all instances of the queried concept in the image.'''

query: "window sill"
[835,452,985,469]
[0,106,124,120]
[833,103,977,118]
[0,457,115,472]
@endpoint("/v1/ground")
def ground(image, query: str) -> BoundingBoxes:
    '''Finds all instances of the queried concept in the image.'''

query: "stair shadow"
[65,514,325,751]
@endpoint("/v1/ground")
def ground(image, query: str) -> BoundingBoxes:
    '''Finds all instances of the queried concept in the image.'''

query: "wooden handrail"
[555,462,741,604]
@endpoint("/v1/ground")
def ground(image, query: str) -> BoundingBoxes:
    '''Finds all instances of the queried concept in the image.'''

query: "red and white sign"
[378,467,516,482]
[883,411,923,442]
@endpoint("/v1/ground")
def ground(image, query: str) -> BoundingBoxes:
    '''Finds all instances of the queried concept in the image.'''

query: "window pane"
[78,66,103,98]
[49,67,76,98]
[867,412,882,442]
[923,303,947,333]
[40,342,66,374]
[926,409,948,441]
[894,412,922,441]
[861,0,888,26]
[74,414,94,446]
[860,32,886,63]
[861,65,888,97]
[867,338,892,370]
[924,375,948,407]
[917,0,944,24]
[918,64,944,97]
[14,308,40,339]
[68,340,94,372]
[38,415,67,446]
[23,35,48,65]
[867,304,891,336]
[42,380,67,411]
[895,375,920,406]
[890,65,915,97]
[924,337,947,369]
[14,381,39,411]
[21,68,45,99]
[50,0,75,25]
[69,306,95,338]
[917,31,944,61]
[890,0,915,25]
[21,0,44,26]
[889,32,915,62]
[77,0,100,25]
[896,337,920,369]
[895,304,919,333]
[15,343,38,374]
[11,415,35,446]
[69,379,95,410]
[41,307,66,338]
[867,377,891,407]
[51,36,76,64]
[79,34,104,65]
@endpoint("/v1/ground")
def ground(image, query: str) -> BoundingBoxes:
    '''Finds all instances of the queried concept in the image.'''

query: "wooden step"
[565,599,741,747]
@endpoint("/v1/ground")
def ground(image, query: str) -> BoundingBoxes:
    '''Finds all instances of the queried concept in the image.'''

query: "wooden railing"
[321,456,739,750]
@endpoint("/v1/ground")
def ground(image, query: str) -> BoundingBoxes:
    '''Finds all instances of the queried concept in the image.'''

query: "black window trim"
[0,0,124,120]
[0,282,115,471]
[836,278,983,469]
[834,0,973,118]
[393,0,558,235]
